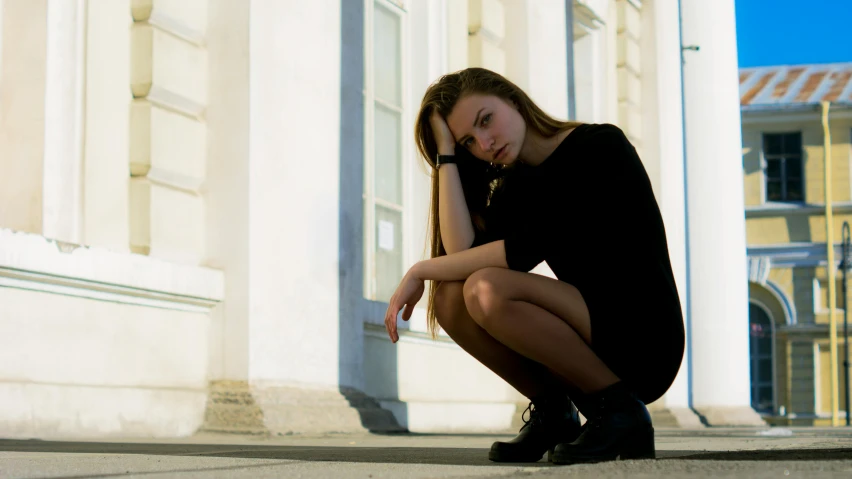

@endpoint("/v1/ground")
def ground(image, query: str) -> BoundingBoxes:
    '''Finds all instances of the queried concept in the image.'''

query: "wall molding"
[131,85,206,120]
[143,167,205,195]
[0,229,223,313]
[746,202,852,218]
[131,1,206,47]
[748,242,843,268]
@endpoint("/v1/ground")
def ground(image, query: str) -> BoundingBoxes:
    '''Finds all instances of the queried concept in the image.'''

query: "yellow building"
[741,62,852,426]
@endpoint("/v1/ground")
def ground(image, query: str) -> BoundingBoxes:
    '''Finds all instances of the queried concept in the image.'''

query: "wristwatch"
[436,154,457,168]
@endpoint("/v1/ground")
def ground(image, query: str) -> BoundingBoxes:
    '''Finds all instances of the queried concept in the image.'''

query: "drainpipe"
[822,100,840,427]
[566,0,576,120]
[676,0,694,409]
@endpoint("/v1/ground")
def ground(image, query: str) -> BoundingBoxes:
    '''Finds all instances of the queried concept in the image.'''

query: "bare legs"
[434,267,656,465]
[433,281,566,399]
[433,267,620,399]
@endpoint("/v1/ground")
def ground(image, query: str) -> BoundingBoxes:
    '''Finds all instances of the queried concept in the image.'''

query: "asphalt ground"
[2,427,852,478]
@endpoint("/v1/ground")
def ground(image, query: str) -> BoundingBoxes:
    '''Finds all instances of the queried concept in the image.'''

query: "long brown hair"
[414,67,583,338]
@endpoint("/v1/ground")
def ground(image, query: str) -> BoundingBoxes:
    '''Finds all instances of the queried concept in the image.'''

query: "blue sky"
[735,0,852,67]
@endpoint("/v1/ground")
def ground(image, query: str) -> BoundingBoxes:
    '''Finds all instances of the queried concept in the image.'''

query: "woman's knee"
[433,281,467,331]
[463,267,507,326]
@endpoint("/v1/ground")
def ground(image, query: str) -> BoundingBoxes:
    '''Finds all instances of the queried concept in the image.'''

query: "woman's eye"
[482,113,492,126]
[463,138,473,147]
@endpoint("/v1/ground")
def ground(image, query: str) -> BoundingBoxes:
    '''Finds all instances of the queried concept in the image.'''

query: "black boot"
[489,394,582,463]
[551,382,654,465]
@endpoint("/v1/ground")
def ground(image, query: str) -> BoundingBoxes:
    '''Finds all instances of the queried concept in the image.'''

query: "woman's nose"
[477,135,493,152]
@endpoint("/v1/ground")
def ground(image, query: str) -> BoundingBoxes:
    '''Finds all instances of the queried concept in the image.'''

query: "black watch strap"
[436,154,457,168]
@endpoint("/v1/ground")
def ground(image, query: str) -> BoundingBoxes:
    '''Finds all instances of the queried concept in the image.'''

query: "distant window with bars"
[762,132,803,202]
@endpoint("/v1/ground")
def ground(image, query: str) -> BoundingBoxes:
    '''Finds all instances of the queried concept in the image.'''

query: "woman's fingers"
[401,302,414,321]
[385,302,399,343]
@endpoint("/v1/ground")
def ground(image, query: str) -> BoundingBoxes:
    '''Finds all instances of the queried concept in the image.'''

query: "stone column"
[638,0,700,428]
[83,0,131,251]
[614,0,642,149]
[681,0,764,425]
[0,0,47,235]
[468,0,505,74]
[42,0,86,244]
[202,0,398,436]
[502,0,568,120]
[445,0,468,72]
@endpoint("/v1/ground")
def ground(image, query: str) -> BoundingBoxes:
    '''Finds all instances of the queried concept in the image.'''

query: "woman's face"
[446,94,526,165]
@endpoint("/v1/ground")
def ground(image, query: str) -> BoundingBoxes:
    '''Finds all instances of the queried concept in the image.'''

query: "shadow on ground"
[2,439,851,466]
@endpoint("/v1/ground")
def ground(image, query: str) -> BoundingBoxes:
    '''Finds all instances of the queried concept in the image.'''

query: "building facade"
[0,0,759,438]
[741,62,852,426]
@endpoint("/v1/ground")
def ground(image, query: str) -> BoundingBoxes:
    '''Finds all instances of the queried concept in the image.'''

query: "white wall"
[0,229,223,438]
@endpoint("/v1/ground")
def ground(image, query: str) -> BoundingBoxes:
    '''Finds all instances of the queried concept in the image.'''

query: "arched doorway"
[748,302,775,413]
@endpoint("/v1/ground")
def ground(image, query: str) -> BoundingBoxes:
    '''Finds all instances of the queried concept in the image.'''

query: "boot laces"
[520,402,544,431]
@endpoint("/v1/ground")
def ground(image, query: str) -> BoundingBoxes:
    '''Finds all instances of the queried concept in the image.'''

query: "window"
[812,277,844,313]
[748,303,774,414]
[763,132,803,202]
[364,0,407,302]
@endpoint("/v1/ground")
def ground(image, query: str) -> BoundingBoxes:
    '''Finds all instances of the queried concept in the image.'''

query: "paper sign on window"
[378,220,395,251]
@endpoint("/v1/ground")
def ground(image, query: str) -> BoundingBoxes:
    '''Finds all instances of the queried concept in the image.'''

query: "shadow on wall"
[338,0,406,434]
[785,215,811,243]
[790,267,815,324]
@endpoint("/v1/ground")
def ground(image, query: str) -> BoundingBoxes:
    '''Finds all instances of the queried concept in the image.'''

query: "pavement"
[2,427,852,478]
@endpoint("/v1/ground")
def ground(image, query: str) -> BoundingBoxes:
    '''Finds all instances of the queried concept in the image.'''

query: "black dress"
[472,123,685,405]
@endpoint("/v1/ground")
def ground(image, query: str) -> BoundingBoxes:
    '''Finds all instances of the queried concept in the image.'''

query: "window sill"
[746,201,852,218]
[0,228,224,313]
[362,297,453,339]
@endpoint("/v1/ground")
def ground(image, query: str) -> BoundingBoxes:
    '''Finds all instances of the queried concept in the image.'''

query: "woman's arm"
[431,111,476,253]
[413,240,507,281]
[438,163,476,253]
[384,240,508,342]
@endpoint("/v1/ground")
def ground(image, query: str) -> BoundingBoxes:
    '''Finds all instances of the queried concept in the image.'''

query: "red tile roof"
[740,63,852,109]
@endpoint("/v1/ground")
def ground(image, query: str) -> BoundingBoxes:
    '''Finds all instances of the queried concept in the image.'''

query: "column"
[681,0,764,425]
[502,0,568,120]
[42,0,86,244]
[0,0,47,235]
[638,0,700,427]
[468,0,505,74]
[615,0,642,149]
[202,0,357,436]
[445,0,468,72]
[83,0,131,251]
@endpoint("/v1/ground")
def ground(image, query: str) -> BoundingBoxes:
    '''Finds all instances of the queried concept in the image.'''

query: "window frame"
[748,300,777,415]
[761,131,804,204]
[362,0,410,302]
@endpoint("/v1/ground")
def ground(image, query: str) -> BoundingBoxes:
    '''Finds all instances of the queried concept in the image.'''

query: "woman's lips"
[494,145,506,161]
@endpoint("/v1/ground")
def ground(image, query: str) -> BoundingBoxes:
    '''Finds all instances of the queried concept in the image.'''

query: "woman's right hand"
[429,110,456,155]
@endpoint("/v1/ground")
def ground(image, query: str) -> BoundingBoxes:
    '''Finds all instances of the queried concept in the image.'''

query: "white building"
[0,0,762,438]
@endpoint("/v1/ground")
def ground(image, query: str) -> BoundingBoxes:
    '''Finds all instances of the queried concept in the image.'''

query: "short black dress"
[472,123,685,404]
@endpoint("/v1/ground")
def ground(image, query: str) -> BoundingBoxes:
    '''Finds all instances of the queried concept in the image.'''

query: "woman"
[383,67,685,465]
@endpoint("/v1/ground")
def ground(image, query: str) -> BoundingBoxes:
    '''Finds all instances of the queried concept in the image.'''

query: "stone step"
[199,381,405,435]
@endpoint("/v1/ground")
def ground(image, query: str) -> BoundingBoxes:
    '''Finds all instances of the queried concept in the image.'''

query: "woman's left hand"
[384,265,425,343]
